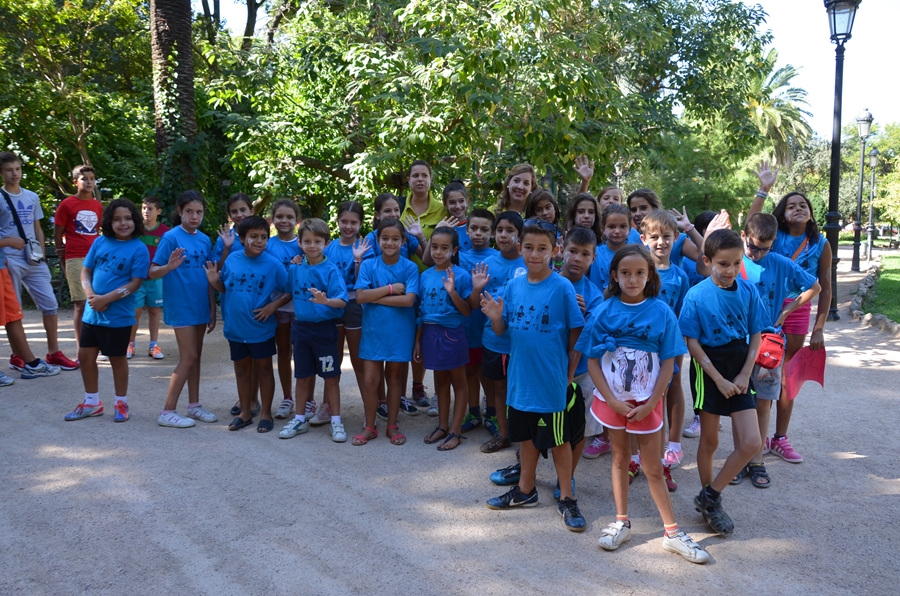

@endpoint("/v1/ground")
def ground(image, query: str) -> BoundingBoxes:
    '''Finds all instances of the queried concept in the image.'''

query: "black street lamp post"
[866,148,879,263]
[823,0,861,321]
[851,109,873,272]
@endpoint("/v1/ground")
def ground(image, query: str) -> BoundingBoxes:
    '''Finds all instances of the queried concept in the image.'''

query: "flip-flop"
[352,425,378,446]
[437,432,466,451]
[257,419,274,433]
[228,416,252,431]
[387,425,406,446]
[424,427,448,444]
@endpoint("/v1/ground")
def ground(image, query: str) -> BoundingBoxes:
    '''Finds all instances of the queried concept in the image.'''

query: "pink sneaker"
[582,436,611,459]
[769,436,803,463]
[663,445,684,468]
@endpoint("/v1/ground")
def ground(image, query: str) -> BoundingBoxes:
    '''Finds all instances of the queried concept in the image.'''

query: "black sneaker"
[557,497,586,532]
[399,396,419,416]
[486,486,538,510]
[489,463,521,486]
[694,488,734,535]
[376,402,388,421]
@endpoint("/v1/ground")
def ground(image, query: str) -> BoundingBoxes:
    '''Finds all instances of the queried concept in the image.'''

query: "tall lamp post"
[866,148,879,263]
[851,109,873,272]
[823,0,861,321]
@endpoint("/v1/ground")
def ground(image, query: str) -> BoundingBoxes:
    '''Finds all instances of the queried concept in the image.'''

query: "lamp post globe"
[852,108,873,271]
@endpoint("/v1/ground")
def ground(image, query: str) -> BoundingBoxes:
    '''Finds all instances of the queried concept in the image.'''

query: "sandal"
[387,425,406,446]
[437,432,466,451]
[228,416,253,431]
[257,419,274,433]
[694,489,734,535]
[424,427,448,445]
[351,425,378,446]
[729,464,749,485]
[748,462,771,489]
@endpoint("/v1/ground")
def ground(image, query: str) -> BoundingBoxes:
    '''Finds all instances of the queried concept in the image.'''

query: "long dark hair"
[102,198,144,239]
[772,192,820,243]
[564,192,602,242]
[431,226,460,266]
[608,244,660,298]
[171,190,205,227]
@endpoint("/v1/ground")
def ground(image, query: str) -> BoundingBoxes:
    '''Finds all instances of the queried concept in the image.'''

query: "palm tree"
[747,49,813,166]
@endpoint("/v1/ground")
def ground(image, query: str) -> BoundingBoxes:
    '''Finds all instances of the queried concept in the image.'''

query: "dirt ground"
[1,247,898,595]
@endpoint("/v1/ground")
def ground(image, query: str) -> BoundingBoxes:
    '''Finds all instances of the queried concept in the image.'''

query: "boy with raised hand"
[680,229,765,535]
[735,213,819,488]
[129,195,170,359]
[54,165,103,353]
[481,223,585,532]
[0,152,78,372]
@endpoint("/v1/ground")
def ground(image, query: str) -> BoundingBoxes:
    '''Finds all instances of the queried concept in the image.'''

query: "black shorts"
[292,320,341,379]
[690,339,756,417]
[507,405,571,452]
[567,383,586,448]
[229,337,277,361]
[80,322,132,357]
[481,347,508,381]
[337,298,362,330]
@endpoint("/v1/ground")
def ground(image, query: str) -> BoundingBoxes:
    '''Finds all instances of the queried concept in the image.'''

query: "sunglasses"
[745,240,772,255]
[523,218,560,234]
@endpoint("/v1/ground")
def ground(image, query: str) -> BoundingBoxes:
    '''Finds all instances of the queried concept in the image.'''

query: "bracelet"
[354,260,361,264]
[755,189,769,198]
[389,284,393,295]
[684,224,695,233]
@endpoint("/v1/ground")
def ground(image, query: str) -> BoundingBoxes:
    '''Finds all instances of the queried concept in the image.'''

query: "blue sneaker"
[64,402,104,421]
[484,415,499,436]
[557,498,586,532]
[489,463,521,486]
[461,412,482,432]
[553,478,577,501]
[376,402,388,421]
[113,401,130,422]
[0,371,14,386]
[21,359,61,379]
[486,485,538,510]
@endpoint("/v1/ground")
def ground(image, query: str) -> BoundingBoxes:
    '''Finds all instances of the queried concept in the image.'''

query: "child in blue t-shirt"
[64,199,150,423]
[150,191,217,428]
[206,216,288,434]
[278,218,349,443]
[212,193,253,267]
[434,180,472,253]
[481,223,585,532]
[679,229,765,536]
[265,199,305,420]
[736,213,819,488]
[414,226,473,451]
[588,203,630,293]
[584,244,708,563]
[354,218,420,446]
[471,211,525,454]
[362,194,424,262]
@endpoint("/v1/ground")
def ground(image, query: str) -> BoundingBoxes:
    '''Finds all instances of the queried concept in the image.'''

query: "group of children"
[1,155,830,565]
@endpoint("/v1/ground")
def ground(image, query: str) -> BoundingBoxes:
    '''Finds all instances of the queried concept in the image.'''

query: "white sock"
[295,414,305,422]
[631,454,641,465]
[331,415,342,424]
[84,392,100,406]
[115,395,127,404]
[668,441,682,452]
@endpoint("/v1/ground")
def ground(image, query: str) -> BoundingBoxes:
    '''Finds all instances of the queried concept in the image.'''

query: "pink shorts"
[590,391,664,434]
[781,298,811,336]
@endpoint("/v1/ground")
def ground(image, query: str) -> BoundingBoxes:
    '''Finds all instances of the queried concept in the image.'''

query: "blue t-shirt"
[587,244,618,293]
[668,233,689,268]
[289,257,348,323]
[681,257,706,287]
[220,250,288,343]
[481,253,527,355]
[679,277,766,346]
[504,274,583,412]
[212,229,244,262]
[772,231,827,299]
[356,256,420,362]
[265,236,303,312]
[570,275,604,377]
[657,265,690,315]
[83,236,150,328]
[418,265,473,328]
[323,239,360,293]
[153,226,214,327]
[363,231,420,261]
[627,227,642,244]
[459,247,498,348]
[455,223,472,253]
[741,253,816,327]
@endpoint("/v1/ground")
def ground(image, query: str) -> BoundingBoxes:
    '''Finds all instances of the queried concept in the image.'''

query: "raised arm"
[748,160,779,217]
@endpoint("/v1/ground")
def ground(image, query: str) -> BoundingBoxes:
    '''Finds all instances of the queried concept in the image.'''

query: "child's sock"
[294,414,306,423]
[84,392,100,406]
[469,406,481,417]
[149,340,158,349]
[115,395,127,404]
[331,415,341,424]
[631,454,641,465]
[188,403,202,411]
[773,434,786,440]
[705,485,721,500]
[664,522,680,537]
[667,441,682,452]
[27,359,41,368]
[485,407,496,417]
[616,514,631,528]
[413,382,425,391]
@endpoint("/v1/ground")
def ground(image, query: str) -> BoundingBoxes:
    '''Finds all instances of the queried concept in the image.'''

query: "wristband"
[755,189,769,198]
[684,224,695,233]
[354,260,361,264]
[389,284,393,295]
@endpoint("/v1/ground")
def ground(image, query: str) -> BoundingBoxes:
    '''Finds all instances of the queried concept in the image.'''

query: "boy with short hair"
[736,213,819,487]
[54,165,103,352]
[0,151,78,371]
[205,216,288,433]
[679,229,765,535]
[129,195,170,359]
[278,218,349,442]
[482,223,585,532]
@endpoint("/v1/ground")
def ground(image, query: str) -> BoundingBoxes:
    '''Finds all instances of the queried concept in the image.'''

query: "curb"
[850,256,900,338]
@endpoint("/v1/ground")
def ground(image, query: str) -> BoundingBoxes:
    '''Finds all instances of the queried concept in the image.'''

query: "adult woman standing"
[494,164,537,215]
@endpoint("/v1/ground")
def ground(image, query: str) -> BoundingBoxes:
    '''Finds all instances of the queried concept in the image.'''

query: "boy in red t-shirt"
[129,195,170,359]
[54,165,103,351]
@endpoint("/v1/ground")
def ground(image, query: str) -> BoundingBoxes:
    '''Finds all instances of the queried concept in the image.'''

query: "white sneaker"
[279,418,309,439]
[683,415,701,438]
[331,420,347,442]
[662,531,710,564]
[275,399,295,419]
[303,400,317,419]
[96,353,109,362]
[158,411,196,428]
[598,521,632,551]
[187,405,218,423]
[427,404,438,417]
[309,402,333,426]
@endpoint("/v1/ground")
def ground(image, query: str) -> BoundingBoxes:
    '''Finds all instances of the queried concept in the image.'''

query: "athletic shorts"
[467,348,483,367]
[781,298,811,336]
[422,323,469,370]
[481,347,508,381]
[275,310,293,325]
[574,371,603,437]
[134,278,163,309]
[229,337,277,361]
[566,382,586,448]
[0,269,24,326]
[291,319,341,379]
[65,258,87,302]
[751,363,782,401]
[6,257,58,315]
[337,298,362,330]
[591,394,664,434]
[507,404,571,451]
[80,322,132,357]
[690,339,756,417]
